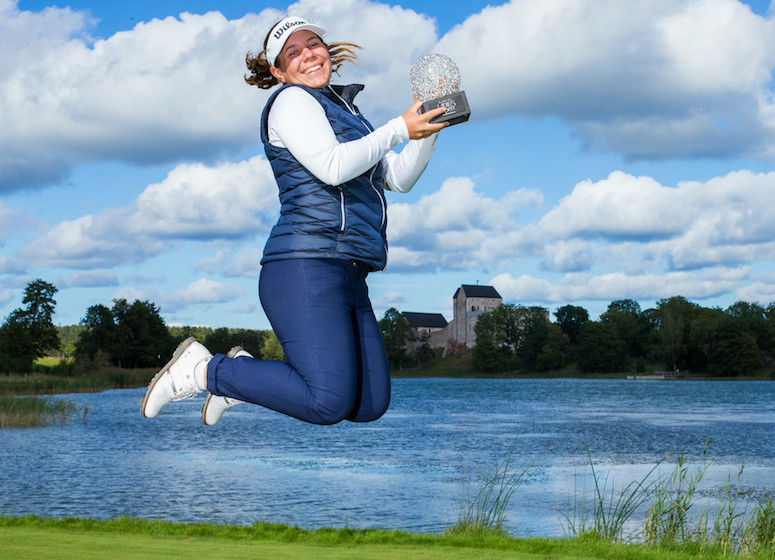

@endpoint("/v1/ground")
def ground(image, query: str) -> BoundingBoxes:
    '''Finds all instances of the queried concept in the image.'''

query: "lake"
[1,378,773,537]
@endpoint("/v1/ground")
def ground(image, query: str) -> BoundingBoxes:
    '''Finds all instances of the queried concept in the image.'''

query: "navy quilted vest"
[260,84,388,271]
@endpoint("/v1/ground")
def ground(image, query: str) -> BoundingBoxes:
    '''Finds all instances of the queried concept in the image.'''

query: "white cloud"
[734,275,775,304]
[0,0,437,191]
[225,247,264,278]
[0,1,93,75]
[538,169,775,271]
[539,171,688,239]
[491,267,749,304]
[384,168,775,276]
[191,250,231,275]
[387,176,542,270]
[657,0,773,94]
[372,290,407,312]
[192,246,263,278]
[177,278,241,304]
[438,0,775,159]
[5,0,775,193]
[0,200,42,244]
[0,273,34,291]
[20,209,164,268]
[57,270,119,288]
[231,301,259,314]
[112,278,242,314]
[0,3,281,190]
[541,240,597,273]
[130,156,278,239]
[20,155,277,269]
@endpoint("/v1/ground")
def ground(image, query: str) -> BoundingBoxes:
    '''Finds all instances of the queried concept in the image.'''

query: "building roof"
[402,312,448,329]
[453,284,502,299]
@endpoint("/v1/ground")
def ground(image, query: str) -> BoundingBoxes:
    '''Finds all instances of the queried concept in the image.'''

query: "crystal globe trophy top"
[409,53,470,126]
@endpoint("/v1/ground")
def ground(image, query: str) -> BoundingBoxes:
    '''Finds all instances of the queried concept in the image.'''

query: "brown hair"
[245,24,360,89]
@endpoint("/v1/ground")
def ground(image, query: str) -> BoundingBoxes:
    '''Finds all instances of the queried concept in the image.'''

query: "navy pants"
[206,258,391,425]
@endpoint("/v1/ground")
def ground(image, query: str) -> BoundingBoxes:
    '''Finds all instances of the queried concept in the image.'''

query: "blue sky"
[2,0,775,330]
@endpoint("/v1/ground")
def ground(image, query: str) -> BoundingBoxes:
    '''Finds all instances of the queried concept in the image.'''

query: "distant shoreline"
[1,369,771,398]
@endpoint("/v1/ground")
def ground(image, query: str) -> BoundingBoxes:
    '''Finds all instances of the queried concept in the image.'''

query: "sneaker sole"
[201,393,219,426]
[140,336,198,418]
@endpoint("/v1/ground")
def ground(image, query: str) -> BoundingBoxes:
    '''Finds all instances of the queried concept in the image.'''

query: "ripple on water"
[1,379,773,535]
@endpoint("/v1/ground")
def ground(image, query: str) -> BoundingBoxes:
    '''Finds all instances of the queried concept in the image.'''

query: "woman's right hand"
[402,98,449,140]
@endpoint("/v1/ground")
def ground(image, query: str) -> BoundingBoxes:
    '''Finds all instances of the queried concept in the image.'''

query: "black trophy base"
[421,90,470,126]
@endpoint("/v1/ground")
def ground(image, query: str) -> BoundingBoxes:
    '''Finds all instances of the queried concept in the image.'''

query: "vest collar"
[324,84,365,106]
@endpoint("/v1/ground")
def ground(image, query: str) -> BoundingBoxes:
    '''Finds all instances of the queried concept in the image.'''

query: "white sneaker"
[141,337,211,418]
[201,346,250,426]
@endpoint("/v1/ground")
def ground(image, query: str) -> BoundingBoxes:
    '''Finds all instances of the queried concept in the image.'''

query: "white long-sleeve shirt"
[267,86,437,193]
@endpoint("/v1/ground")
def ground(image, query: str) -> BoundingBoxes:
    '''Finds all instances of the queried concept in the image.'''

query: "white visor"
[265,17,326,66]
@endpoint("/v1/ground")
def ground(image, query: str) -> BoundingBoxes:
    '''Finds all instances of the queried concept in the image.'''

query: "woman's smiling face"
[271,30,332,89]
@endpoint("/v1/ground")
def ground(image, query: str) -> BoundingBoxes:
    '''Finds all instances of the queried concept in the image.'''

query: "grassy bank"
[0,395,84,428]
[4,352,771,398]
[0,367,155,396]
[1,516,768,560]
[392,349,775,380]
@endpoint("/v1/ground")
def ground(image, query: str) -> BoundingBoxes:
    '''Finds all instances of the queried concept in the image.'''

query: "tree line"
[0,279,281,374]
[470,297,775,376]
[2,279,774,377]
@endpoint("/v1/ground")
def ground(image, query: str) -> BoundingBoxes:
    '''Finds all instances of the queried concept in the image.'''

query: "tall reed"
[448,439,552,537]
[644,441,711,545]
[559,434,775,557]
[0,367,155,395]
[710,466,748,553]
[0,395,82,428]
[752,495,775,553]
[559,430,665,542]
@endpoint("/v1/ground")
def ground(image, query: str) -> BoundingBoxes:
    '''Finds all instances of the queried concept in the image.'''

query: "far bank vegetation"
[2,280,775,397]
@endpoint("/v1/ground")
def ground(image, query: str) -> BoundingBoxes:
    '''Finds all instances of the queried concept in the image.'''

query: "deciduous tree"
[261,331,285,361]
[554,305,589,347]
[74,298,174,369]
[379,308,414,369]
[601,299,648,359]
[655,296,697,371]
[0,279,60,373]
[710,317,763,377]
[576,321,628,373]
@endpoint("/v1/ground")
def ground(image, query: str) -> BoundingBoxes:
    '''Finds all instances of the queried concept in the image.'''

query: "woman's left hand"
[402,98,449,140]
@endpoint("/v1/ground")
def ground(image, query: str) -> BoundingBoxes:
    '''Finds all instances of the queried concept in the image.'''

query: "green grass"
[5,351,772,397]
[555,436,775,557]
[560,434,666,543]
[0,395,84,428]
[0,367,156,396]
[2,439,774,558]
[0,516,766,560]
[33,356,68,369]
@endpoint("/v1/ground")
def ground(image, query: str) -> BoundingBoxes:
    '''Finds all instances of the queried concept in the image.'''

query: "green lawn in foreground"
[0,526,687,560]
[0,517,764,560]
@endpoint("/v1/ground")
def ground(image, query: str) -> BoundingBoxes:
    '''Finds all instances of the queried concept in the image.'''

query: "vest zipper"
[369,167,387,232]
[328,86,388,248]
[338,186,346,232]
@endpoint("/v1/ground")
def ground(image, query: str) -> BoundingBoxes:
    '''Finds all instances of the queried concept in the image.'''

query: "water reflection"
[1,378,773,536]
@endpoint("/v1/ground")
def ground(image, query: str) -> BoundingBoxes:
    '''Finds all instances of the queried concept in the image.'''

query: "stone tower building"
[451,284,502,347]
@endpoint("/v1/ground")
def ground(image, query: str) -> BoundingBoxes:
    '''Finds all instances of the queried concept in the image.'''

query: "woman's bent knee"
[304,390,354,425]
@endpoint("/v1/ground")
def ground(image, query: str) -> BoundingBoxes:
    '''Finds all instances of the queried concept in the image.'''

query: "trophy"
[409,53,470,126]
